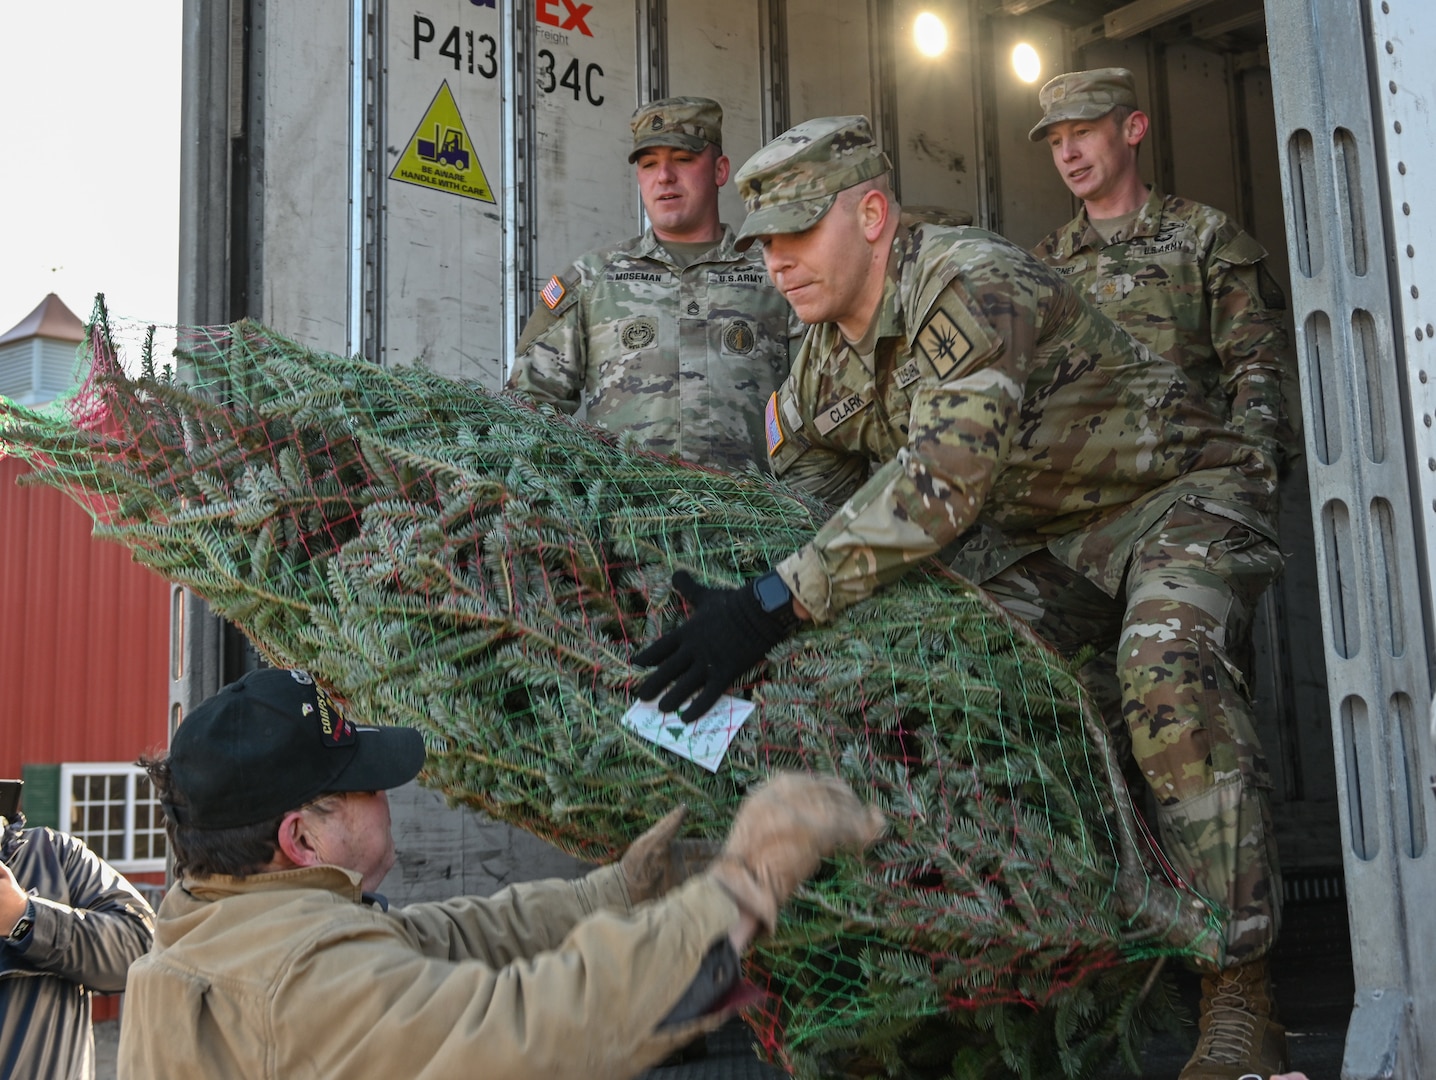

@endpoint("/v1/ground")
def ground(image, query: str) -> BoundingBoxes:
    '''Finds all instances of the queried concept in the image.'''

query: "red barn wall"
[0,457,170,777]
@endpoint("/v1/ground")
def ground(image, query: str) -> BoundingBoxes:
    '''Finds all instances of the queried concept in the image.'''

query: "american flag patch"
[541,275,566,310]
[765,392,785,456]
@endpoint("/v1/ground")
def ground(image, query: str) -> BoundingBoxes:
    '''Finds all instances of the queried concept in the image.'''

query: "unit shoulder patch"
[915,306,973,379]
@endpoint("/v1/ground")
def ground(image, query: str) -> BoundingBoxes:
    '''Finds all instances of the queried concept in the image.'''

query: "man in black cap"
[117,667,883,1079]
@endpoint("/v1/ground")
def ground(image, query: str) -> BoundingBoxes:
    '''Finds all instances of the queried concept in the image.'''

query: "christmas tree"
[0,305,1223,1077]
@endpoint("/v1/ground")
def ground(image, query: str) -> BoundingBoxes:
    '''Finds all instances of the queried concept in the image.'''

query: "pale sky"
[0,3,182,337]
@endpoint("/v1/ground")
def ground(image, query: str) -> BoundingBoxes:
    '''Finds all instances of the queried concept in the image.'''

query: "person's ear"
[1125,110,1150,148]
[275,809,322,869]
[857,189,890,243]
[713,153,731,189]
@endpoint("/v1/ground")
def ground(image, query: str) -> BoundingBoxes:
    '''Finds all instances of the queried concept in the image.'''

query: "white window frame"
[58,762,167,873]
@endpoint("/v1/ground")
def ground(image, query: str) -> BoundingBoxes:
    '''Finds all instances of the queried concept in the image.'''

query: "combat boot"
[1178,957,1288,1080]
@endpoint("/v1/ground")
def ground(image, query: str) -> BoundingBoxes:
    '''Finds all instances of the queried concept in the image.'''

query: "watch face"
[754,573,791,612]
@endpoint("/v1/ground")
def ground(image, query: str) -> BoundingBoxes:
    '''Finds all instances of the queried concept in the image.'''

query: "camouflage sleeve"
[1207,230,1298,465]
[1029,230,1059,262]
[506,273,585,414]
[777,279,1026,623]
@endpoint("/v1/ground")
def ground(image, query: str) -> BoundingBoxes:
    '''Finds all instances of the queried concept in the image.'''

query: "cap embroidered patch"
[314,687,356,747]
[765,392,785,456]
[916,307,973,379]
[541,275,567,310]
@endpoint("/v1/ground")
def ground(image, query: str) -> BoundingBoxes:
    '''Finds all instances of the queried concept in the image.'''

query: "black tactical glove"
[634,569,801,723]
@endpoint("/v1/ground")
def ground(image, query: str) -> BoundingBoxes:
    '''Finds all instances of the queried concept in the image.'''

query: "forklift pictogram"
[416,125,469,170]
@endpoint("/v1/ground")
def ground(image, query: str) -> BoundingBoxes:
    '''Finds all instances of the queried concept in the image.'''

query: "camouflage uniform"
[1029,73,1297,966]
[508,96,798,474]
[738,115,1281,965]
[509,229,797,472]
[1032,187,1295,468]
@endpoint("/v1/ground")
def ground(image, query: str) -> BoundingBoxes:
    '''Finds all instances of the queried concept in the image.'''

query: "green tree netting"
[0,305,1225,1078]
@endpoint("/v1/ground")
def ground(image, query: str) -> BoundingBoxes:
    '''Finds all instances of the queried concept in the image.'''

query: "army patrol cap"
[629,96,723,162]
[733,115,892,251]
[1028,67,1139,141]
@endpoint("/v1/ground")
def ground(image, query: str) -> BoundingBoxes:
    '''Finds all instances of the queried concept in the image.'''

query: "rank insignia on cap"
[541,275,567,310]
[916,307,972,379]
[765,392,785,456]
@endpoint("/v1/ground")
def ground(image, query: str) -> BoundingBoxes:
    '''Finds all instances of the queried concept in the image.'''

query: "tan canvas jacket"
[118,862,739,1079]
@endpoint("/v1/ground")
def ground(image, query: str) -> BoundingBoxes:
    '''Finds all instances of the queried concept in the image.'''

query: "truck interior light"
[914,12,949,58]
[1013,43,1041,83]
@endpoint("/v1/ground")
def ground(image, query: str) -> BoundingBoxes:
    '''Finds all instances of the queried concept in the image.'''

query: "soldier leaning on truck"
[1030,68,1298,1080]
[631,114,1290,1080]
[507,96,801,474]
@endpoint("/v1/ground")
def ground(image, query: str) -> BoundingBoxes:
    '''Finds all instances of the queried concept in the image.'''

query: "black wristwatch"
[752,571,802,633]
[7,898,34,943]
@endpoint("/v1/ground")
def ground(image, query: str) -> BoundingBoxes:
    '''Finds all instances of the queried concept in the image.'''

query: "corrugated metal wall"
[0,457,169,778]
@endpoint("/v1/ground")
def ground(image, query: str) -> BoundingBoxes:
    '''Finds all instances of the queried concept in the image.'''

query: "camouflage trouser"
[980,501,1284,967]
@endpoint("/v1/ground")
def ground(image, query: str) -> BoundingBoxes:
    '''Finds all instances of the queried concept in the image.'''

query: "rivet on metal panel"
[1427,458,1435,471]
[1382,1,1389,12]
[1421,371,1429,383]
[1404,202,1412,215]
[1399,162,1408,175]
[1395,121,1403,134]
[1408,245,1416,257]
[1386,41,1395,54]
[1413,286,1421,299]
[1424,415,1431,427]
[1426,324,1433,336]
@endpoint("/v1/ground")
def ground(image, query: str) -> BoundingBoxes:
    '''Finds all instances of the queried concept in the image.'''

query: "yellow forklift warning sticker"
[390,81,495,203]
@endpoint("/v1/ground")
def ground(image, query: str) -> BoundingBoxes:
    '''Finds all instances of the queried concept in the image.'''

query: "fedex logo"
[468,0,594,37]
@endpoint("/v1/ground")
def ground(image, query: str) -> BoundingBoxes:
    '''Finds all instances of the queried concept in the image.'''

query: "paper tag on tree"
[622,695,754,772]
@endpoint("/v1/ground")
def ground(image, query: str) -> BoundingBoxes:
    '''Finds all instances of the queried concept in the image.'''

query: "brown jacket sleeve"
[275,873,741,1079]
[392,862,632,967]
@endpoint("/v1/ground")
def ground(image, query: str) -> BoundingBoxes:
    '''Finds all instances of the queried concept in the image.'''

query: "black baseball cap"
[166,668,426,829]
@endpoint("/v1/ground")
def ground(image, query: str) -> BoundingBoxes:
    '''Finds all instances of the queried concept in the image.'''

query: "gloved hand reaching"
[634,569,801,723]
[706,773,886,933]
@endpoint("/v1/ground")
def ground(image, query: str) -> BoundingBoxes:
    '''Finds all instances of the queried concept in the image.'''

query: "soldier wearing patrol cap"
[1032,69,1295,1080]
[1031,66,1297,476]
[508,95,800,474]
[632,115,1289,1080]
